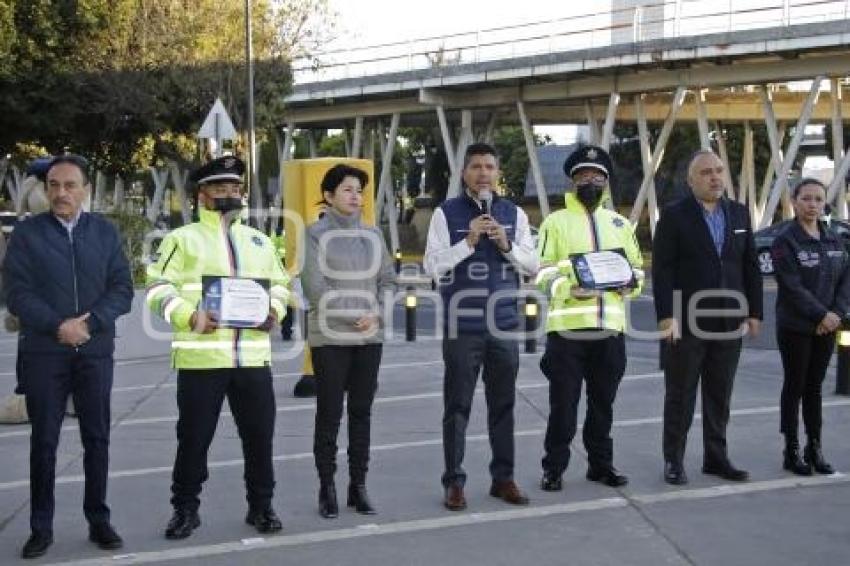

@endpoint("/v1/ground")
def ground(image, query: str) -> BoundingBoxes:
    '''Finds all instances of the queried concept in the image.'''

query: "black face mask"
[211,197,243,214]
[575,183,604,211]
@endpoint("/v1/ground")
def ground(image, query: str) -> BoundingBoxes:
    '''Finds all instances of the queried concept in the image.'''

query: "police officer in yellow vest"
[536,145,643,491]
[146,156,290,539]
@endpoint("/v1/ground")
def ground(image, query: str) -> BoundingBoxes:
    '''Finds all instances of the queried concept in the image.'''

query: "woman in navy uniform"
[771,178,850,476]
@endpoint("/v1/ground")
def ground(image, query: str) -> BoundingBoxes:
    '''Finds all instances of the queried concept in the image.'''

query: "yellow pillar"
[282,158,376,397]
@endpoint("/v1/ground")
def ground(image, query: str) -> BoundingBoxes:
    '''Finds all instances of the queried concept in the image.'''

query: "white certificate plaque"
[570,249,635,291]
[202,276,270,329]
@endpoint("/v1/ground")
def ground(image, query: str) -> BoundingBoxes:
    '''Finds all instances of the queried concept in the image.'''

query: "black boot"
[318,482,338,519]
[347,483,377,515]
[783,435,812,476]
[164,508,200,540]
[804,437,835,475]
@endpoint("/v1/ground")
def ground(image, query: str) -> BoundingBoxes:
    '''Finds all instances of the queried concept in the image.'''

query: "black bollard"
[405,286,417,342]
[836,330,850,395]
[524,296,538,353]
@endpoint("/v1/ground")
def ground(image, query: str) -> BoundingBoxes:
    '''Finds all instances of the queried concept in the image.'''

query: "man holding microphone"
[424,143,538,511]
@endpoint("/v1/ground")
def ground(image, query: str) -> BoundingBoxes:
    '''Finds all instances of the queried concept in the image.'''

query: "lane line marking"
[0,372,665,439]
[0,398,847,492]
[42,473,850,566]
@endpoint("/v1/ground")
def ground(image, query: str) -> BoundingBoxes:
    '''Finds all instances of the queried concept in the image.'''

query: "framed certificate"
[201,276,270,329]
[570,248,635,291]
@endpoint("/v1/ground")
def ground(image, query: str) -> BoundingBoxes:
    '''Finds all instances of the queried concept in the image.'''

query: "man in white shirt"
[424,142,538,511]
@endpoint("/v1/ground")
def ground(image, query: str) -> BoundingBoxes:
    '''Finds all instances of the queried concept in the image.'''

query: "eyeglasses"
[573,170,607,185]
[203,182,244,196]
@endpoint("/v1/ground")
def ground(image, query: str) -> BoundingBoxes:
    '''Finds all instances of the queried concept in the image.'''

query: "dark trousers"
[171,367,276,512]
[21,352,113,535]
[540,332,626,474]
[663,334,742,466]
[441,333,519,488]
[312,344,382,484]
[777,328,835,439]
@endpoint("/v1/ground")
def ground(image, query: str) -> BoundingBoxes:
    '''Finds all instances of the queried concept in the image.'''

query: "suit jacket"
[652,195,763,335]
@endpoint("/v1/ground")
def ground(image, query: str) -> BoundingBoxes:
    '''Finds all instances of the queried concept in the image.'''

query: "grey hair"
[686,149,721,180]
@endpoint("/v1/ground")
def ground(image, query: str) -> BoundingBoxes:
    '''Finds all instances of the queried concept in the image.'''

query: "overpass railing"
[292,0,850,84]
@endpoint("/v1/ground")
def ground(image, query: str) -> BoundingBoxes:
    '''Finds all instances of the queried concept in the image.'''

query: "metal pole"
[524,294,538,353]
[405,286,417,342]
[245,0,258,220]
[836,330,850,395]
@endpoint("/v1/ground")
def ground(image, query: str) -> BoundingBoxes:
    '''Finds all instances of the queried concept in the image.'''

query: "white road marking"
[0,399,847,492]
[41,474,850,566]
[0,372,665,440]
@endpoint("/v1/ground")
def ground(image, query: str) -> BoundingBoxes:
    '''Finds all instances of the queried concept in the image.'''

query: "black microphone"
[479,188,493,216]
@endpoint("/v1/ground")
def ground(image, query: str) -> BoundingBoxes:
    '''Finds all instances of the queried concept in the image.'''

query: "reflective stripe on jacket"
[146,208,290,369]
[537,192,643,333]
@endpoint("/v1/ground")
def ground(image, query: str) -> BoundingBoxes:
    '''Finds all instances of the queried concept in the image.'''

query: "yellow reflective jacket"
[536,192,643,333]
[146,208,290,369]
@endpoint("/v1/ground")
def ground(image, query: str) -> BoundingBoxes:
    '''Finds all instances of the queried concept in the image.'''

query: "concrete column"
[759,76,824,228]
[584,100,600,144]
[351,116,364,159]
[829,78,847,219]
[306,130,318,158]
[635,94,660,234]
[147,167,170,224]
[447,110,473,199]
[600,92,620,151]
[713,122,736,200]
[517,100,550,218]
[629,86,686,225]
[168,162,191,225]
[695,89,711,150]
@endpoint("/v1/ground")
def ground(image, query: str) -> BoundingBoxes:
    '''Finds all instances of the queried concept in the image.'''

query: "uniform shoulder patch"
[612,217,625,228]
[251,235,264,247]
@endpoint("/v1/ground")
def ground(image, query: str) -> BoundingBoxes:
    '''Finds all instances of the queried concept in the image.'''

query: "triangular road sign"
[198,98,238,140]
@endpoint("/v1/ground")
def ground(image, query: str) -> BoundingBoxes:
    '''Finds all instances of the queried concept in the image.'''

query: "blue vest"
[438,193,520,333]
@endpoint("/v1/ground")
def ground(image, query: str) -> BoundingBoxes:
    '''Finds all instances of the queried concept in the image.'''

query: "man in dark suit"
[5,154,133,559]
[652,150,763,486]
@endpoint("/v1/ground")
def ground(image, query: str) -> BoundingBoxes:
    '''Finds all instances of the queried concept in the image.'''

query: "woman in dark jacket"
[771,178,849,476]
[301,164,395,518]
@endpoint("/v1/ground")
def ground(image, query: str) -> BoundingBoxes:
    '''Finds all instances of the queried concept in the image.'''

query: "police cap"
[190,156,245,186]
[563,144,613,179]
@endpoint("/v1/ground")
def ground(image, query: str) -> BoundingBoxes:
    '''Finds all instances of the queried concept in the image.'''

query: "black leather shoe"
[319,482,339,519]
[89,522,123,550]
[804,439,835,475]
[783,443,813,476]
[586,467,629,487]
[540,471,563,492]
[347,484,377,515]
[245,507,283,533]
[664,462,688,485]
[22,532,52,559]
[702,462,749,482]
[165,508,201,540]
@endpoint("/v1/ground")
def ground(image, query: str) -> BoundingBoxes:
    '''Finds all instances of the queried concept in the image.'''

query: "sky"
[327,0,606,49]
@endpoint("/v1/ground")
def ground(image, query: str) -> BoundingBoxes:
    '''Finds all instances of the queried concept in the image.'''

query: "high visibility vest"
[536,192,643,333]
[145,207,290,369]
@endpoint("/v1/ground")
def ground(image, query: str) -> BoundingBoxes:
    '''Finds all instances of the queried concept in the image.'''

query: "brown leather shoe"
[444,485,467,511]
[489,480,529,505]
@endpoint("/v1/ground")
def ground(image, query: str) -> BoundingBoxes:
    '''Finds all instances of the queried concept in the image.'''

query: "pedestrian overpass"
[280,1,850,252]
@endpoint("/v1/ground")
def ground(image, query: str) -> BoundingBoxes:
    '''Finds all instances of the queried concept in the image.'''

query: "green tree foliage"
[0,0,336,175]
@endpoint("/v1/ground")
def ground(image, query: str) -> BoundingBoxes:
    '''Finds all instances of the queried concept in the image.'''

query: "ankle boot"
[347,483,376,515]
[318,482,338,518]
[804,437,835,475]
[782,435,812,476]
